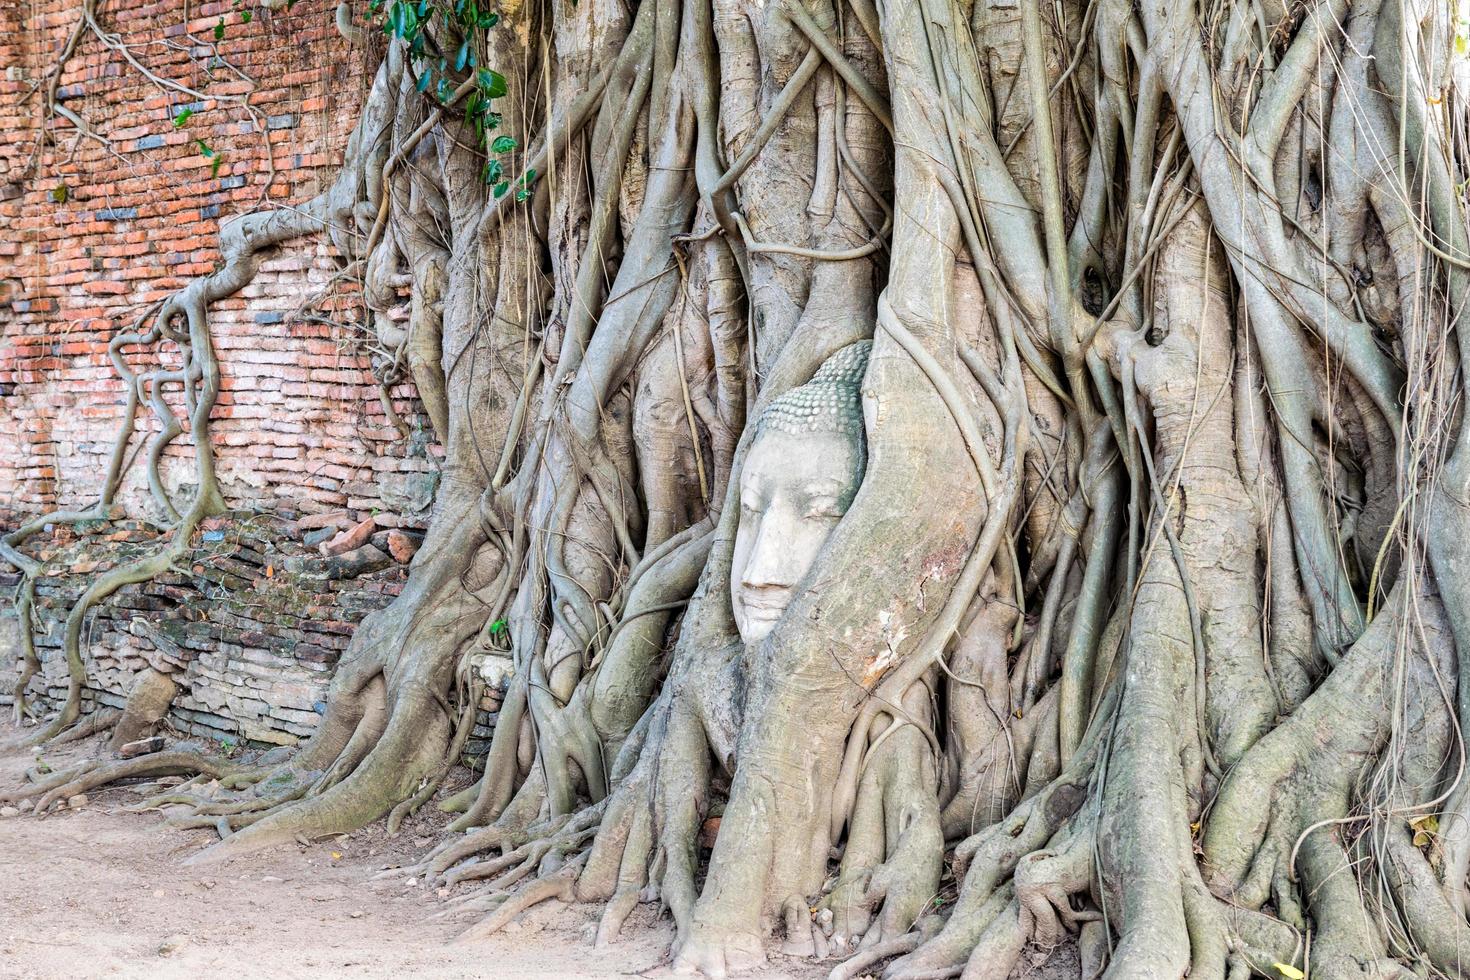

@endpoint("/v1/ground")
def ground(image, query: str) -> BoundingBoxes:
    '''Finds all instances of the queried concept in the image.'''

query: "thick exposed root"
[820,679,944,953]
[455,858,585,943]
[185,691,451,863]
[827,932,922,980]
[33,751,238,815]
[49,709,121,745]
[0,760,100,804]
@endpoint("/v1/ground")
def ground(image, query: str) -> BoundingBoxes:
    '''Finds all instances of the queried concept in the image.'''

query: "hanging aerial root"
[8,0,1466,976]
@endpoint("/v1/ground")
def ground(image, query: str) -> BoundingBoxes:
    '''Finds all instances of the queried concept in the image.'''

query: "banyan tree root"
[9,0,1470,977]
[30,750,241,815]
[47,709,121,745]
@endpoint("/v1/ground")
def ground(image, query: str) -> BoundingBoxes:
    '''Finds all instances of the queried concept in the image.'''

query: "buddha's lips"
[739,592,791,618]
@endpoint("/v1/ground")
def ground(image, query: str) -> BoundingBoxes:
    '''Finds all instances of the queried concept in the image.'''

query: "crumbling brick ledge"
[0,507,506,751]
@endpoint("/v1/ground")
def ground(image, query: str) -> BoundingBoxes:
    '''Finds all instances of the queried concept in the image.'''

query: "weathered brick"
[0,0,464,749]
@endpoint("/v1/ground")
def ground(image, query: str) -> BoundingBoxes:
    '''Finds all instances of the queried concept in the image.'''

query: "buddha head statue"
[731,341,872,645]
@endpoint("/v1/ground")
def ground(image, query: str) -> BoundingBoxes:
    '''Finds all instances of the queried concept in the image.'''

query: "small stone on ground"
[118,735,165,759]
[157,934,190,956]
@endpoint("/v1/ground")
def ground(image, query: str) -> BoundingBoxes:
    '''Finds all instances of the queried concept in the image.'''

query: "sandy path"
[0,728,823,980]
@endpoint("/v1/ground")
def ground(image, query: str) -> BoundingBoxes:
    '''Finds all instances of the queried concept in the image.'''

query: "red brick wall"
[0,0,437,530]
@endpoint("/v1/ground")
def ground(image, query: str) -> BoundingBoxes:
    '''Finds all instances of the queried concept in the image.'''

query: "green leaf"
[49,183,68,204]
[521,167,537,186]
[454,40,469,72]
[241,9,252,23]
[417,67,433,92]
[490,135,517,153]
[195,138,215,157]
[492,180,509,198]
[514,187,528,202]
[489,618,508,635]
[211,153,224,178]
[173,107,194,127]
[214,17,225,39]
[436,77,449,102]
[483,158,503,183]
[479,11,498,27]
[477,68,507,98]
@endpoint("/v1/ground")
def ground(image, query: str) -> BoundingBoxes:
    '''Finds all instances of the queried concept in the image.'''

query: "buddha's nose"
[740,516,791,590]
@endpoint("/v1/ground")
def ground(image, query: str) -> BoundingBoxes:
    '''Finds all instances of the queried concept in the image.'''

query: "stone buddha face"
[731,342,871,645]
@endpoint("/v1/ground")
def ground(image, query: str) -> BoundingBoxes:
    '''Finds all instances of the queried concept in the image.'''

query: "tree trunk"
[9,0,1470,977]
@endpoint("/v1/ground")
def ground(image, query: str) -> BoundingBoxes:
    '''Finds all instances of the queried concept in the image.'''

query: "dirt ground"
[0,724,826,980]
[0,723,1084,980]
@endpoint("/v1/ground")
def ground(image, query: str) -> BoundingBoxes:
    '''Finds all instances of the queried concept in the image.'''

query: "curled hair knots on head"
[755,340,872,439]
